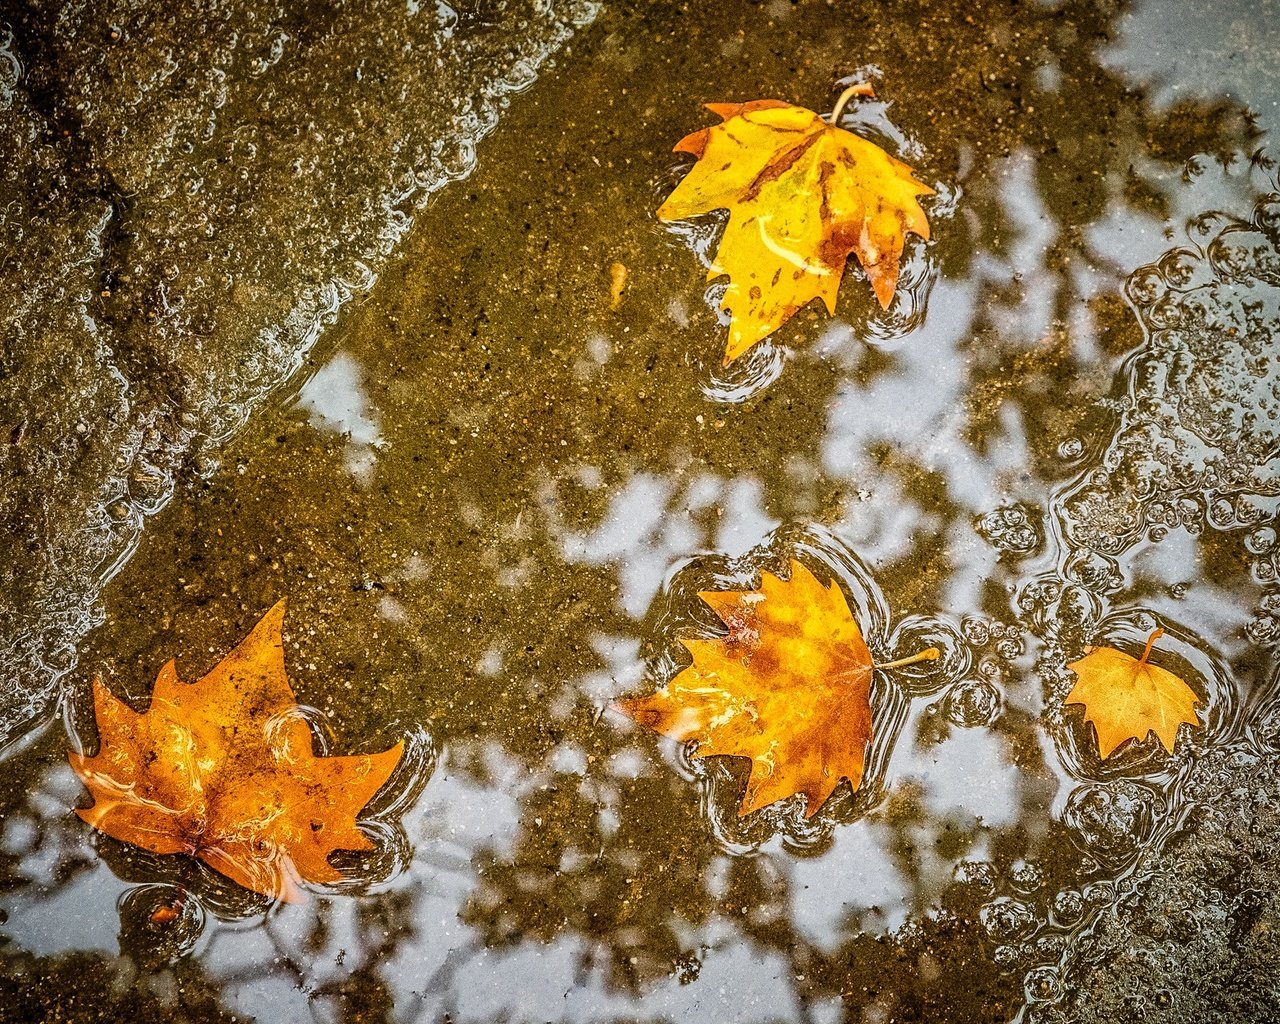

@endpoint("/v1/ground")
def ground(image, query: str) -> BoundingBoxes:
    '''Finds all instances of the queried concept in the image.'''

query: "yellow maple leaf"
[1065,628,1202,758]
[657,86,934,364]
[615,560,938,818]
[69,600,404,902]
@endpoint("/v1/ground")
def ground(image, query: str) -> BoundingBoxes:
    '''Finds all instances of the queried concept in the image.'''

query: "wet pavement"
[2,0,1280,1021]
[0,0,595,743]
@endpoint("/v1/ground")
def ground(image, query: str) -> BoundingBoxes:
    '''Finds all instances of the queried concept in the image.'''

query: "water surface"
[3,1,1280,1021]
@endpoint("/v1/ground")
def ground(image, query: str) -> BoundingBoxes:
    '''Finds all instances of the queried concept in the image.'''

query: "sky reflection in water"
[3,0,1280,1021]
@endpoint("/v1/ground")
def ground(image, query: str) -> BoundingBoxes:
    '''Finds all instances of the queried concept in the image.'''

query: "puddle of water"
[3,0,1280,1021]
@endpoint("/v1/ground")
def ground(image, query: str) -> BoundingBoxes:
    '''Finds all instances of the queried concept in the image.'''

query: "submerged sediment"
[0,0,596,744]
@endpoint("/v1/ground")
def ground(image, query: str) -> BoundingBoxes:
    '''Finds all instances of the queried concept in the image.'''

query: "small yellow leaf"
[657,92,933,364]
[1065,628,1202,758]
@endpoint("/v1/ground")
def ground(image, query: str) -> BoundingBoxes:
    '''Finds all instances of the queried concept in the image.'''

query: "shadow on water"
[2,0,1280,1021]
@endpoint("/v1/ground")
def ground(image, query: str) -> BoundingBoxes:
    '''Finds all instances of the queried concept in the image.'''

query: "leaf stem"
[829,82,877,127]
[874,647,941,671]
[1139,628,1165,666]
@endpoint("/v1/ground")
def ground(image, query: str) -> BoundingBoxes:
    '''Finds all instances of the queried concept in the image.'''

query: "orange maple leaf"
[1065,628,1202,758]
[657,85,934,364]
[615,560,938,818]
[69,601,403,902]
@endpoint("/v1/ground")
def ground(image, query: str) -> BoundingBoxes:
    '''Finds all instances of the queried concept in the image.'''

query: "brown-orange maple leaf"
[615,560,938,818]
[658,85,934,364]
[1065,628,1202,758]
[69,601,403,902]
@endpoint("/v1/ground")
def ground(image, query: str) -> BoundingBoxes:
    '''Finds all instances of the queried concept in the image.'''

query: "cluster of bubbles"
[1246,525,1280,650]
[957,848,1176,1017]
[976,504,1044,556]
[954,858,1083,995]
[950,186,1280,1017]
[1247,590,1280,649]
[630,179,1280,1019]
[1019,742,1280,1022]
[1061,782,1161,865]
[1058,193,1280,559]
[918,615,1026,730]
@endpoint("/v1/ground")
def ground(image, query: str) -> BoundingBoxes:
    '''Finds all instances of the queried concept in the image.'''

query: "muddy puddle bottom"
[3,1,1280,1021]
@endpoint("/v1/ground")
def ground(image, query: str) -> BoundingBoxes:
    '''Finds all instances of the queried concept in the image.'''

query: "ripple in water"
[656,79,949,404]
[1057,190,1280,560]
[325,722,435,896]
[1061,780,1160,868]
[1049,610,1237,784]
[700,333,788,404]
[940,677,1003,728]
[118,883,208,966]
[638,522,966,851]
[92,717,435,945]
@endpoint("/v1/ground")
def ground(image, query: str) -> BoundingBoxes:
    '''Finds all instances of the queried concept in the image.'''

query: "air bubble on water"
[942,678,1002,728]
[1063,550,1124,595]
[1247,527,1278,575]
[1033,933,1067,960]
[1157,247,1212,291]
[961,616,991,647]
[1054,584,1102,633]
[1050,888,1083,926]
[1020,575,1101,647]
[1018,576,1061,618]
[1246,609,1280,648]
[1023,964,1063,1004]
[1057,437,1084,460]
[1025,1005,1071,1024]
[1082,878,1117,910]
[1061,782,1159,866]
[976,504,1043,555]
[1125,267,1165,306]
[1053,191,1280,566]
[954,860,998,895]
[1252,557,1278,585]
[1253,194,1280,236]
[980,895,1038,942]
[993,944,1022,969]
[1010,860,1045,894]
[1207,227,1272,282]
